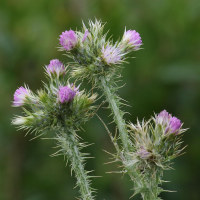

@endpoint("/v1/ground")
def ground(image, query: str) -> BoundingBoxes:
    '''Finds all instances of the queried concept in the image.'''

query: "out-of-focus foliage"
[0,0,200,199]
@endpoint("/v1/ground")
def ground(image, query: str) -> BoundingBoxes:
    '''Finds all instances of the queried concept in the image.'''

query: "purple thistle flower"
[156,110,182,135]
[59,30,78,50]
[165,117,182,135]
[137,147,151,159]
[101,45,122,65]
[13,87,30,106]
[46,59,65,77]
[58,86,76,103]
[82,29,89,42]
[156,110,172,126]
[123,30,142,50]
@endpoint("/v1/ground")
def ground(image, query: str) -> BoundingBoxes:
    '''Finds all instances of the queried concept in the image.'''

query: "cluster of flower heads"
[12,57,97,131]
[129,110,185,164]
[13,59,78,107]
[58,20,142,67]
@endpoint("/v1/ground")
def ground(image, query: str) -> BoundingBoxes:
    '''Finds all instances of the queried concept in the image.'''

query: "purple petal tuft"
[13,87,30,106]
[59,30,78,50]
[58,86,76,103]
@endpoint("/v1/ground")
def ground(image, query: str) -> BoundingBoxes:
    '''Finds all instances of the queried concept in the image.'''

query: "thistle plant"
[12,19,188,200]
[12,59,97,200]
[57,19,188,199]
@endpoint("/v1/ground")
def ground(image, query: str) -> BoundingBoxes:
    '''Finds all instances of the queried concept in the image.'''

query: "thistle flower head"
[46,59,65,78]
[101,45,122,65]
[165,116,182,135]
[13,80,96,131]
[122,29,142,50]
[156,110,182,135]
[58,86,76,103]
[156,110,172,126]
[59,30,78,50]
[13,86,31,107]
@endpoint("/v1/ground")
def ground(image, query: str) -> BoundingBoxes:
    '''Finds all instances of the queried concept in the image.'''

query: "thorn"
[29,132,44,141]
[96,114,119,151]
[162,189,176,193]
[104,160,118,165]
[107,120,115,125]
[106,171,123,174]
[89,176,103,178]
[129,192,136,199]
[102,149,116,157]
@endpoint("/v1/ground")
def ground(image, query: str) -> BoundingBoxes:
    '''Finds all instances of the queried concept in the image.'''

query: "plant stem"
[140,169,162,200]
[100,77,130,153]
[59,128,94,200]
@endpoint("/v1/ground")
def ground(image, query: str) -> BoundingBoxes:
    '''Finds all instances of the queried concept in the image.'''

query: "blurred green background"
[1,0,200,199]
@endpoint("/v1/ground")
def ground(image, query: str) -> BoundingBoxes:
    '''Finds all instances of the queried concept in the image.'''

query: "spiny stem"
[142,192,158,200]
[100,76,130,152]
[60,128,94,200]
[140,169,162,200]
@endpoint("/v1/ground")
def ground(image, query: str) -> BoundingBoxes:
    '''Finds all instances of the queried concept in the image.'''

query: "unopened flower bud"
[101,45,122,65]
[137,147,151,159]
[12,115,34,125]
[122,30,142,50]
[165,117,182,135]
[12,117,27,125]
[46,59,65,78]
[59,30,78,50]
[13,87,31,107]
[58,86,76,103]
[156,110,171,126]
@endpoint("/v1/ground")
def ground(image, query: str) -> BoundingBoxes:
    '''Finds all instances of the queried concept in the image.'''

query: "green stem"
[59,128,94,200]
[142,192,158,200]
[141,169,162,200]
[100,77,130,152]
